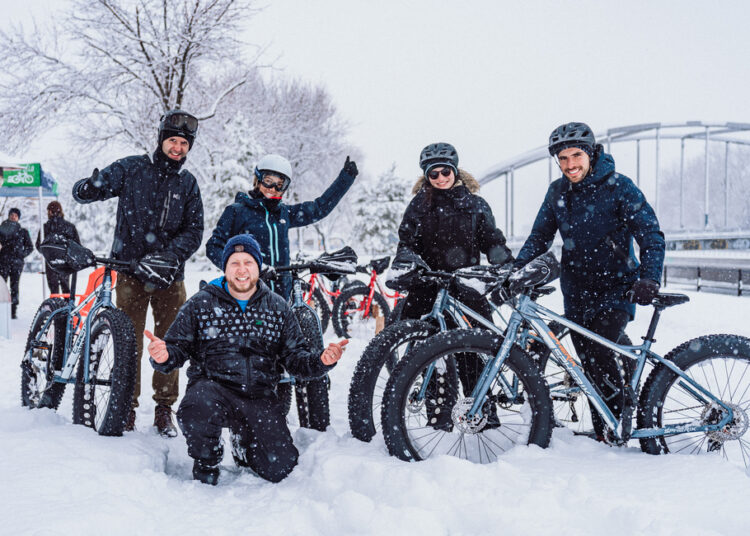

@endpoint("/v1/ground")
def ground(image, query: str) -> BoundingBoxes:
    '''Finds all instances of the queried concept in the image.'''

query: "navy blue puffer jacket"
[514,147,665,323]
[206,167,356,298]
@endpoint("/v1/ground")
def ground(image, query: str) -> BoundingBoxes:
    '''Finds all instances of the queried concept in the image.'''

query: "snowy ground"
[2,272,750,536]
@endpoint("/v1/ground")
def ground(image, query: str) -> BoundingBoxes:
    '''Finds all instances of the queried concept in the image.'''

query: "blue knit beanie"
[222,234,263,271]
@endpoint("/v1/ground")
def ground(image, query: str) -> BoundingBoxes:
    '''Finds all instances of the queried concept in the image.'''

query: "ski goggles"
[161,111,199,134]
[259,172,291,192]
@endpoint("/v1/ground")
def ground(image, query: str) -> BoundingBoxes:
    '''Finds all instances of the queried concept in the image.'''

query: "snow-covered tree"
[349,164,408,255]
[0,0,358,256]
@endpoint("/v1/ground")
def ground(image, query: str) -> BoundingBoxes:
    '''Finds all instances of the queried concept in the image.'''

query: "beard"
[227,275,258,294]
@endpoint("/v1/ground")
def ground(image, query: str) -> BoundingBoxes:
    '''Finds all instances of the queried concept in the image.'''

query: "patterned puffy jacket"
[152,278,330,398]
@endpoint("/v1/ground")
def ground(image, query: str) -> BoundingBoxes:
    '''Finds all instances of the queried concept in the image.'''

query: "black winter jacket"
[206,167,356,298]
[514,147,665,323]
[36,216,80,255]
[151,279,331,398]
[72,149,204,281]
[397,170,513,272]
[0,220,34,271]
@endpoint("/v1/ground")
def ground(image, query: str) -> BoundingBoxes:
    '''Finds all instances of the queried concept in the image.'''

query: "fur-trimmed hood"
[411,169,480,195]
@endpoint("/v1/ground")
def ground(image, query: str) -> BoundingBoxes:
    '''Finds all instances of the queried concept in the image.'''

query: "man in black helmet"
[73,110,204,437]
[514,122,665,442]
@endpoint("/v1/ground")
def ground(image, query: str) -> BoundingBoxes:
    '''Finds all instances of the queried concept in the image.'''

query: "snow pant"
[177,379,299,483]
[0,264,21,317]
[116,273,186,409]
[569,308,633,438]
[45,264,71,295]
[402,281,496,427]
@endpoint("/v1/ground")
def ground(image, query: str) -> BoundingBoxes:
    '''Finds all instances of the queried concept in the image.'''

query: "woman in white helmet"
[207,154,358,299]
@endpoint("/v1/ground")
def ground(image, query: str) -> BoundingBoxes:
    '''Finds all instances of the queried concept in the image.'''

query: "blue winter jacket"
[514,148,665,323]
[206,168,356,298]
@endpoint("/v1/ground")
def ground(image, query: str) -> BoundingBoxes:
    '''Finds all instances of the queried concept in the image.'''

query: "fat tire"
[385,298,406,328]
[72,308,136,436]
[637,334,750,464]
[382,329,552,462]
[21,298,68,409]
[348,319,439,442]
[293,305,330,431]
[332,286,391,338]
[308,287,331,334]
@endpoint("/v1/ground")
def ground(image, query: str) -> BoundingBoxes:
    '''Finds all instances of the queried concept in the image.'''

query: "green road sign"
[2,163,41,187]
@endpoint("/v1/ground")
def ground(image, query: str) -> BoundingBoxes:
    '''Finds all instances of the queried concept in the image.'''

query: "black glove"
[627,279,660,305]
[134,251,180,289]
[75,168,100,197]
[260,265,277,284]
[343,156,358,178]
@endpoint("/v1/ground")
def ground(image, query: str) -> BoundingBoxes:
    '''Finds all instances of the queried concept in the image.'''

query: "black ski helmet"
[548,122,596,156]
[419,142,459,174]
[159,110,199,148]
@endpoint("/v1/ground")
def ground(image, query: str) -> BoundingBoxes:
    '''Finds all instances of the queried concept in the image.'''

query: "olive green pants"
[116,273,186,409]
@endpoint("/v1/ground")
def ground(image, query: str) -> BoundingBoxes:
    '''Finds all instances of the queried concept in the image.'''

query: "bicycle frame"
[35,268,117,386]
[465,291,736,441]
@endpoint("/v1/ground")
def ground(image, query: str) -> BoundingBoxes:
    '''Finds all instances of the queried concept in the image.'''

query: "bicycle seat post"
[642,304,665,344]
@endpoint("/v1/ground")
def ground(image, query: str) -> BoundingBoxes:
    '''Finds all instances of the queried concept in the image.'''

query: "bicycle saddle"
[652,293,690,309]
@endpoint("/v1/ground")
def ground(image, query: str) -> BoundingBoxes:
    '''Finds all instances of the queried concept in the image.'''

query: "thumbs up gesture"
[321,339,348,366]
[145,330,169,364]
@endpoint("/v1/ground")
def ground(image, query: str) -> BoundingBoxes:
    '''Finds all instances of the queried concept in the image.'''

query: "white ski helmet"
[254,154,293,182]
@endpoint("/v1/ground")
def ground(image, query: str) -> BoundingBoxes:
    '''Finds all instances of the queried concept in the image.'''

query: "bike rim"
[25,315,57,405]
[86,326,117,430]
[659,356,750,469]
[400,350,534,464]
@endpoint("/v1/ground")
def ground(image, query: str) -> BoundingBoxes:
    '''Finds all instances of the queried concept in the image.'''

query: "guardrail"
[663,254,750,296]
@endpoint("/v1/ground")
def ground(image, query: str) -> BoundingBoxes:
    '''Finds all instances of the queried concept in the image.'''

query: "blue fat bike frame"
[461,290,736,442]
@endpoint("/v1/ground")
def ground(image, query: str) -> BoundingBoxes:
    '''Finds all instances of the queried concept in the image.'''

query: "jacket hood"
[411,168,480,195]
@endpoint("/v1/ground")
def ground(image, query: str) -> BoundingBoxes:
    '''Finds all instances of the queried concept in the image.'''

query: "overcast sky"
[5,0,750,189]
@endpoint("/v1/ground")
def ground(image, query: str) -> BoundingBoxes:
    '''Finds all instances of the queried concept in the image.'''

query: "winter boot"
[154,404,178,438]
[193,460,219,486]
[11,304,17,319]
[124,409,136,432]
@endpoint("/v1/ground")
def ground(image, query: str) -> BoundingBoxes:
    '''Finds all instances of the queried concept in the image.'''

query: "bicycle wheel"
[306,287,331,334]
[348,319,439,442]
[72,308,136,436]
[637,334,750,469]
[385,298,406,328]
[293,305,330,431]
[21,298,68,409]
[332,286,391,338]
[382,329,552,463]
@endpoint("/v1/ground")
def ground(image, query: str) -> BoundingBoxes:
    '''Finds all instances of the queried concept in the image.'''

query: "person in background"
[72,110,204,437]
[513,122,665,442]
[36,201,81,295]
[0,208,34,319]
[146,234,348,485]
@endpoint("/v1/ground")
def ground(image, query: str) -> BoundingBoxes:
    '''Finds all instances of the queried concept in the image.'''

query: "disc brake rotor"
[702,401,749,442]
[451,397,488,434]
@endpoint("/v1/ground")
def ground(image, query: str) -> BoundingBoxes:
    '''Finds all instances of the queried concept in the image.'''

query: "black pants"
[569,308,632,437]
[177,379,299,483]
[0,265,21,316]
[45,266,71,295]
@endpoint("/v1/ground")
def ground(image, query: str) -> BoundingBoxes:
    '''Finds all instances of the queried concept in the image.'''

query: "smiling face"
[557,146,591,183]
[161,136,190,161]
[224,252,259,299]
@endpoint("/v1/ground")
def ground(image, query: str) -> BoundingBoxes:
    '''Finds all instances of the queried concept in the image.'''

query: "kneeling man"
[146,234,347,485]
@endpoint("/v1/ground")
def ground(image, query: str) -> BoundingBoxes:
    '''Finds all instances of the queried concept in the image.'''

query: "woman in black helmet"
[392,142,513,428]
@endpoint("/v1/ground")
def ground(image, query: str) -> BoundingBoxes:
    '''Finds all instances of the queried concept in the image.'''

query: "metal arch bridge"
[478,121,750,245]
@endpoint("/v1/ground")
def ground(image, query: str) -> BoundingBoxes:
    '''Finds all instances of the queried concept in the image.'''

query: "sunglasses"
[162,112,199,134]
[428,168,454,180]
[260,174,290,192]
